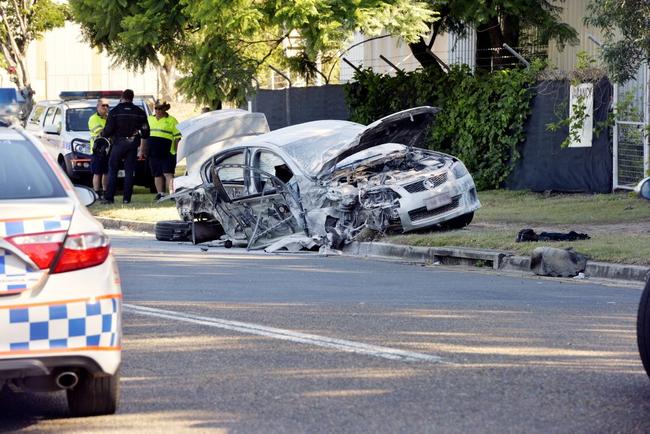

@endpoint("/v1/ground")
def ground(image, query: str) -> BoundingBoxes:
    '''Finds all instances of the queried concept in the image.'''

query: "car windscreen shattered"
[167,106,481,251]
[279,122,364,177]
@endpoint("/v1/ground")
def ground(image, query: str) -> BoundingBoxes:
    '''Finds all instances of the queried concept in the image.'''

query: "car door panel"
[210,152,306,249]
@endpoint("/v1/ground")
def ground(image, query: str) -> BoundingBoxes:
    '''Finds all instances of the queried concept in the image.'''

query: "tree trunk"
[502,15,520,48]
[156,56,175,101]
[408,38,444,73]
[408,7,449,72]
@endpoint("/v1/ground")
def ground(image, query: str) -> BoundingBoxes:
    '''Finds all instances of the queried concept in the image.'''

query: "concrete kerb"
[97,217,650,283]
[343,241,650,283]
[96,217,155,234]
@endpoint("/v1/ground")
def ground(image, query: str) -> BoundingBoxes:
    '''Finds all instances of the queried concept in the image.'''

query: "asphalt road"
[2,230,650,433]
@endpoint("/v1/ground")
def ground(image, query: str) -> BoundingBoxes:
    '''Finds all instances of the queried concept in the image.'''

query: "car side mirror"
[74,185,98,207]
[44,123,61,135]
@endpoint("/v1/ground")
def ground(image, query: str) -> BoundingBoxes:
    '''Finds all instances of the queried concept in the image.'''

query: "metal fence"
[614,63,649,189]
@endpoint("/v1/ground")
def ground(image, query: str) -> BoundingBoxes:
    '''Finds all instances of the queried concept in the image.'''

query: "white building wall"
[340,31,458,82]
[26,22,158,101]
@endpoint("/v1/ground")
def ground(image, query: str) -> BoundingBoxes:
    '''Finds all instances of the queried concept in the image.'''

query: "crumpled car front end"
[307,144,480,246]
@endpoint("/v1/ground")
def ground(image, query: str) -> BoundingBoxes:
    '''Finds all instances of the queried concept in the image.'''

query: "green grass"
[474,190,650,225]
[90,187,178,222]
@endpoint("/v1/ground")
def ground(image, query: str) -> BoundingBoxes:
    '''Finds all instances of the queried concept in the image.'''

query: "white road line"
[123,304,443,364]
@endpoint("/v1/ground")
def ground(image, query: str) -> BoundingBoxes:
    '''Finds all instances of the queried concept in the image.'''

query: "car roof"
[0,126,27,140]
[252,120,363,149]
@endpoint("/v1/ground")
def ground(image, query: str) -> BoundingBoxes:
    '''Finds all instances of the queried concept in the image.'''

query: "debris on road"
[531,246,587,277]
[516,228,590,242]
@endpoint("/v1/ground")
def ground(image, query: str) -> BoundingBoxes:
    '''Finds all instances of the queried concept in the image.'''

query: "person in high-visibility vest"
[88,98,110,198]
[147,100,181,200]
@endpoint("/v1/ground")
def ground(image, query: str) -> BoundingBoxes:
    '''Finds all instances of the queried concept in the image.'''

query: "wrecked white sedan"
[171,106,480,249]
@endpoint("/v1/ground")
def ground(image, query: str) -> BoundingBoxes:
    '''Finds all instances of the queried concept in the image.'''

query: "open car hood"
[176,109,269,173]
[316,106,439,178]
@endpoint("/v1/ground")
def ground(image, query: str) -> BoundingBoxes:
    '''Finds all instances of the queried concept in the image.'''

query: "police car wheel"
[155,220,192,242]
[67,372,119,417]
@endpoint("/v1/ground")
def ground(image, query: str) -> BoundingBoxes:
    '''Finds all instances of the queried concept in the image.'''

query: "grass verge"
[90,188,650,264]
[389,230,650,265]
[474,190,650,225]
[91,187,178,222]
[388,190,650,265]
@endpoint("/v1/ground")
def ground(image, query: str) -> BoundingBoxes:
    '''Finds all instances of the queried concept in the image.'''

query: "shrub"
[344,64,539,190]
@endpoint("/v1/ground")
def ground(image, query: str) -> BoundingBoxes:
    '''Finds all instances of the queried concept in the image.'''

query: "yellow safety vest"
[88,112,106,152]
[148,115,181,155]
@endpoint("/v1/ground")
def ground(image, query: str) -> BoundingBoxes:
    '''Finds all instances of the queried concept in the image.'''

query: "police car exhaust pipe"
[55,372,79,389]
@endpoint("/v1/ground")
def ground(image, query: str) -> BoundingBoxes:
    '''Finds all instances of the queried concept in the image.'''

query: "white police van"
[25,91,155,186]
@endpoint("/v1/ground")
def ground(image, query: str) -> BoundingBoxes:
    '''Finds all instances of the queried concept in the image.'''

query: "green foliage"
[585,0,650,83]
[344,64,539,190]
[70,0,435,106]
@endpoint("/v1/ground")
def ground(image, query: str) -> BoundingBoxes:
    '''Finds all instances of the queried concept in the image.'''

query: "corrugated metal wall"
[547,0,606,72]
[448,28,476,70]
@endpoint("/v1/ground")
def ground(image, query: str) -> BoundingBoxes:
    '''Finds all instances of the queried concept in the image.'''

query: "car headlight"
[451,161,469,179]
[74,142,91,154]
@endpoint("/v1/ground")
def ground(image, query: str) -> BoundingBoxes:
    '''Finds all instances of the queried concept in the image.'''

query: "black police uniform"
[101,101,150,203]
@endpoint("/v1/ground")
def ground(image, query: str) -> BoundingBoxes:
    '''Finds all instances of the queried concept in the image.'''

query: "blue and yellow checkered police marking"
[0,249,41,293]
[0,295,121,354]
[0,215,72,294]
[0,215,72,237]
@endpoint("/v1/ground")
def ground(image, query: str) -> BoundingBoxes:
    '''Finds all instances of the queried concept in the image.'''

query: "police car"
[25,91,155,187]
[0,118,122,416]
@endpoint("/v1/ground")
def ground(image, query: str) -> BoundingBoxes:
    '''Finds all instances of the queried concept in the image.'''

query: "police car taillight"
[53,233,110,273]
[7,231,66,269]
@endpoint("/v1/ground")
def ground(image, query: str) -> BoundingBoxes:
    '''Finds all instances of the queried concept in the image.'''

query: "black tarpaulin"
[505,79,613,193]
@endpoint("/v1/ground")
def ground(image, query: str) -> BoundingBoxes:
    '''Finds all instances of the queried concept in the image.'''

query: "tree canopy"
[70,0,435,107]
[0,0,67,95]
[585,0,650,83]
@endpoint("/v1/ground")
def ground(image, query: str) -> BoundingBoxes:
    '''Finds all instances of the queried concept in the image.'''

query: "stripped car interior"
[171,107,480,250]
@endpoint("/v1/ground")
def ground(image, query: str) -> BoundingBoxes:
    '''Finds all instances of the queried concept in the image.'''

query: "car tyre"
[637,278,650,378]
[155,220,192,241]
[441,212,474,230]
[67,372,119,417]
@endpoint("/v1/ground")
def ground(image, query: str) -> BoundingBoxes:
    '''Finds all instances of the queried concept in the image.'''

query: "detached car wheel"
[155,220,192,241]
[441,212,474,230]
[637,278,650,378]
[67,373,119,417]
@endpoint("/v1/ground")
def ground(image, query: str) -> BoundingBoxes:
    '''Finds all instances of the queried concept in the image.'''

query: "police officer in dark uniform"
[101,89,150,204]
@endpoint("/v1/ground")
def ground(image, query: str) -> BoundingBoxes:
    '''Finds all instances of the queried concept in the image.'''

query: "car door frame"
[210,146,308,249]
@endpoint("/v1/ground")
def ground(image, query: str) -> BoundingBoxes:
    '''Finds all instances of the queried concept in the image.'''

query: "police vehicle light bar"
[59,90,123,101]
